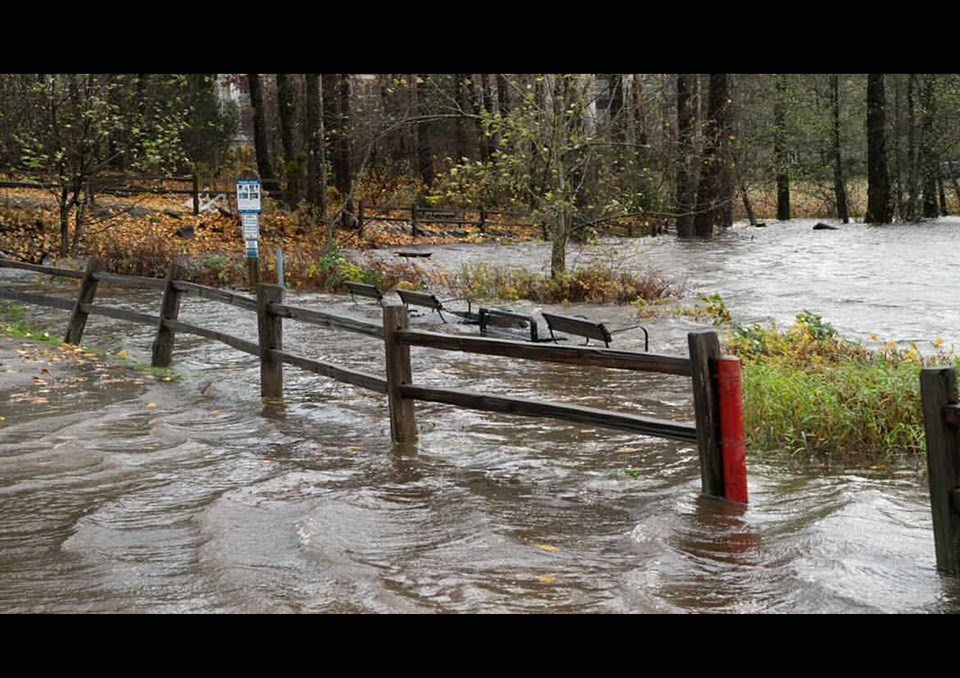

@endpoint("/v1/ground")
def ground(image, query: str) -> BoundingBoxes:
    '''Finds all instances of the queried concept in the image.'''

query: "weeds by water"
[725,309,949,459]
[454,261,682,304]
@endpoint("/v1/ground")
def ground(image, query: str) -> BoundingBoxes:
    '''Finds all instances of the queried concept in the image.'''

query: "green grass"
[0,301,181,382]
[726,310,948,460]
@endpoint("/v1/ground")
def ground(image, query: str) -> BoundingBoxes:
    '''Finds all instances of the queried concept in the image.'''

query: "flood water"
[2,217,960,613]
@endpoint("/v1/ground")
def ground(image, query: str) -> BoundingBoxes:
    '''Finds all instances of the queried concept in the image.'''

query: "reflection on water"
[1,218,959,612]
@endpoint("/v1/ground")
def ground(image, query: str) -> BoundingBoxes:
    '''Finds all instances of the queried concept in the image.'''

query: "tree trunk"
[454,73,470,162]
[496,74,510,116]
[865,74,892,224]
[305,74,326,226]
[774,74,791,221]
[336,74,354,227]
[906,73,920,221]
[608,74,625,142]
[892,74,906,220]
[920,74,940,219]
[675,74,697,237]
[631,74,648,148]
[550,214,568,279]
[478,73,493,161]
[413,74,434,187]
[275,73,301,208]
[693,74,731,238]
[247,74,275,183]
[939,173,948,216]
[830,74,850,223]
[58,185,71,259]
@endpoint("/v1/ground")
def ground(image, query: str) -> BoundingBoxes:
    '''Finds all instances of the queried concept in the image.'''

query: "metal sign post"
[236,178,262,288]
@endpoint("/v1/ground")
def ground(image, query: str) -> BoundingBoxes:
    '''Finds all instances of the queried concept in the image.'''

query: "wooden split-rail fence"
[0,257,748,504]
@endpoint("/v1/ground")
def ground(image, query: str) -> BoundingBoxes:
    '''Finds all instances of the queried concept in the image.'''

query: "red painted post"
[716,355,748,504]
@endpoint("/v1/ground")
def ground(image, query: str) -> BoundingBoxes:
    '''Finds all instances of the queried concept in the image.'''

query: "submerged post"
[64,257,103,345]
[920,366,960,574]
[716,355,748,504]
[688,330,724,498]
[151,260,184,368]
[256,284,283,401]
[383,304,417,443]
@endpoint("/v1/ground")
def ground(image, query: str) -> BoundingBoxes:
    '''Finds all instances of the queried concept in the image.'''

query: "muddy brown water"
[2,218,960,613]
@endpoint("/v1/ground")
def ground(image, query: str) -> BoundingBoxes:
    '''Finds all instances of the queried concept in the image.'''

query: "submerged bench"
[345,281,384,305]
[541,312,649,351]
[478,307,546,343]
[396,289,475,323]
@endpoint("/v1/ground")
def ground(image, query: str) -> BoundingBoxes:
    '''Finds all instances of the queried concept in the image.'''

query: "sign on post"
[236,179,262,261]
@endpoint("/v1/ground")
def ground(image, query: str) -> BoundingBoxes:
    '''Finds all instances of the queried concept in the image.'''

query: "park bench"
[344,281,384,305]
[396,289,476,323]
[478,307,548,343]
[541,312,649,351]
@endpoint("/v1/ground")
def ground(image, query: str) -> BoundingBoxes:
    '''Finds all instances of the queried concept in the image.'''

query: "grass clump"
[454,261,682,305]
[726,309,950,460]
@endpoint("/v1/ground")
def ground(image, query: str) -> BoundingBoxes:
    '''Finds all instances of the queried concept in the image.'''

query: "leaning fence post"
[410,203,419,238]
[920,366,960,574]
[64,257,103,345]
[383,304,417,443]
[357,199,364,235]
[256,284,283,401]
[151,260,184,368]
[688,330,724,498]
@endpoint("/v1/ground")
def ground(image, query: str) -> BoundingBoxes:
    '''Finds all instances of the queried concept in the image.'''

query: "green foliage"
[725,310,951,459]
[455,261,682,305]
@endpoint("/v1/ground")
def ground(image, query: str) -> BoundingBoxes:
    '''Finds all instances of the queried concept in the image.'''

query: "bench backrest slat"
[541,312,612,345]
[396,289,443,311]
[479,308,539,342]
[345,281,383,302]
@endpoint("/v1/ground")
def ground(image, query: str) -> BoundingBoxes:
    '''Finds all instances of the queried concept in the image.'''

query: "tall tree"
[478,73,493,161]
[335,74,354,226]
[830,74,850,223]
[413,74,434,187]
[920,74,940,218]
[453,74,470,161]
[275,73,302,208]
[693,74,732,237]
[247,74,274,183]
[304,74,326,230]
[865,74,892,223]
[774,74,791,221]
[675,73,697,237]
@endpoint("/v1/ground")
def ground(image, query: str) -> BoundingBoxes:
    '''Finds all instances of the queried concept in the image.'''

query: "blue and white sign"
[245,239,259,259]
[236,179,262,214]
[241,212,260,240]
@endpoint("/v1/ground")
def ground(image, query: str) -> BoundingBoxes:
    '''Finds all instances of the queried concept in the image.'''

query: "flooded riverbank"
[2,218,960,612]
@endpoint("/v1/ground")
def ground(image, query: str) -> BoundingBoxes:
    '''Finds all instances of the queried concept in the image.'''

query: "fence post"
[920,366,960,574]
[716,355,748,504]
[64,257,103,345]
[256,284,283,401]
[357,199,364,235]
[411,203,419,238]
[151,260,184,368]
[478,205,486,234]
[275,247,285,287]
[383,304,417,443]
[688,330,724,498]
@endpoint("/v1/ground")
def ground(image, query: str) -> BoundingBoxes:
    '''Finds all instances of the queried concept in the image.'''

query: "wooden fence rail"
[0,256,743,504]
